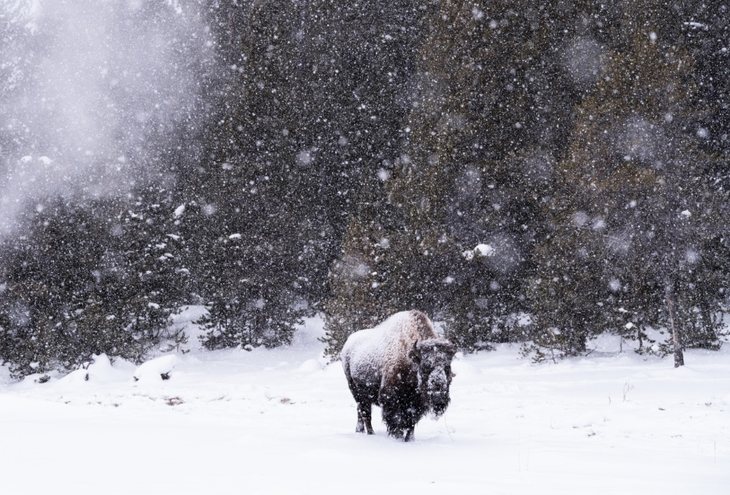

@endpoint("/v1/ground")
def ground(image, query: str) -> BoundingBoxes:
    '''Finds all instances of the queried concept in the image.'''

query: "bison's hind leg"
[355,403,364,433]
[404,427,415,442]
[356,402,374,434]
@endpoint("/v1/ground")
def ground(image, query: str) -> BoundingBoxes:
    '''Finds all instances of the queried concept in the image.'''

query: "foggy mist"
[0,0,209,234]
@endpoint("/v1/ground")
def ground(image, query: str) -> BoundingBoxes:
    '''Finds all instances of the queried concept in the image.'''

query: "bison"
[341,310,456,441]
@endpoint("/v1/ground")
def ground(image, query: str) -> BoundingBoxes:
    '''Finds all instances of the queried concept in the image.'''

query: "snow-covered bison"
[341,310,456,441]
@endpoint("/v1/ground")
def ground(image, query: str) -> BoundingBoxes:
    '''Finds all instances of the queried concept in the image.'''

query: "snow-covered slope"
[1,317,728,494]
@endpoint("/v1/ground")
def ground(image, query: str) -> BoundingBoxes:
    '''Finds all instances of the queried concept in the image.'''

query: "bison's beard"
[424,369,451,418]
[429,394,450,418]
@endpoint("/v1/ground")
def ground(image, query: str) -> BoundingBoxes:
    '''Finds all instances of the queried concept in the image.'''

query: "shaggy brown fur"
[341,310,456,441]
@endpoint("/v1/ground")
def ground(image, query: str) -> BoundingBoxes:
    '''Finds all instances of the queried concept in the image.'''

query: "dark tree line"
[0,0,727,377]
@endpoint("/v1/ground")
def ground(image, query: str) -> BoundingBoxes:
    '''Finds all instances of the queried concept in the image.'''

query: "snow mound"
[134,355,178,382]
[59,354,133,385]
[297,359,325,373]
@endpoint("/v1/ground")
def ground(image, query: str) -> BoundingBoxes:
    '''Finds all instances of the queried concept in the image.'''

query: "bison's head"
[409,338,456,417]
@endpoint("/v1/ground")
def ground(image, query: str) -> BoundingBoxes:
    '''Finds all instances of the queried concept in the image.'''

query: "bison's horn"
[408,340,421,363]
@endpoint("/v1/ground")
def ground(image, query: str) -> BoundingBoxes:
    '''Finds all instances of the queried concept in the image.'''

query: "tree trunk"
[665,279,684,367]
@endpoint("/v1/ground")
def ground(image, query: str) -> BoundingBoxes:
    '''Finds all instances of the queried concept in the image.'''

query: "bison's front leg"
[380,367,421,440]
[356,402,374,434]
[381,396,411,440]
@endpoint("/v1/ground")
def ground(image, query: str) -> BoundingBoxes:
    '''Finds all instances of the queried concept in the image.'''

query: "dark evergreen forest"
[0,0,727,377]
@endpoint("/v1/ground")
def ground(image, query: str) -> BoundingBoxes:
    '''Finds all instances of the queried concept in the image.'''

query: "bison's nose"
[429,390,449,403]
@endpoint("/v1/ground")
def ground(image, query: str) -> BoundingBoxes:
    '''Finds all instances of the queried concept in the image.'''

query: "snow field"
[0,317,728,495]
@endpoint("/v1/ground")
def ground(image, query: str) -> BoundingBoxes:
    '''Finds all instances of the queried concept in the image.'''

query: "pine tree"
[324,0,587,354]
[529,2,728,362]
[0,195,186,377]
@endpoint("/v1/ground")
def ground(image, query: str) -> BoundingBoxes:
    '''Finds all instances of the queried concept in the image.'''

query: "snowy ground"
[1,314,728,495]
